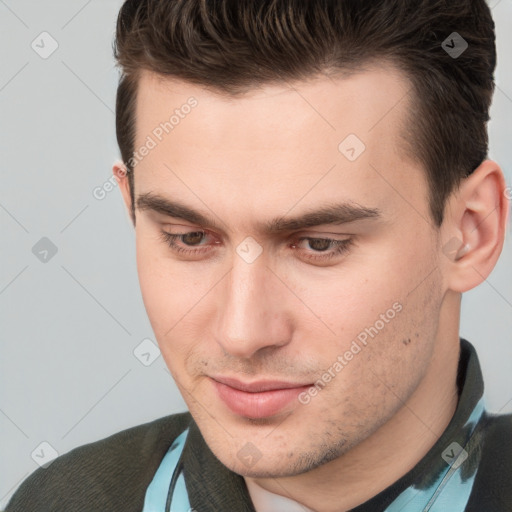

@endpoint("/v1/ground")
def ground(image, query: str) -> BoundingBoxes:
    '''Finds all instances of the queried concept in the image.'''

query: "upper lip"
[210,376,311,393]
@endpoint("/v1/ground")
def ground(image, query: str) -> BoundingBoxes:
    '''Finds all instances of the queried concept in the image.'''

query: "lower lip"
[211,379,311,419]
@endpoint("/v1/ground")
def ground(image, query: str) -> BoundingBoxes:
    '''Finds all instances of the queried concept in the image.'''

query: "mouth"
[209,376,312,419]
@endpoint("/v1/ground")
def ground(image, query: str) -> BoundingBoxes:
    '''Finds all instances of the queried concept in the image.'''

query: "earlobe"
[112,160,135,227]
[442,160,509,293]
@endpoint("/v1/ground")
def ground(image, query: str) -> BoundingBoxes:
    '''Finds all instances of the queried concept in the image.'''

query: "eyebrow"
[136,192,381,235]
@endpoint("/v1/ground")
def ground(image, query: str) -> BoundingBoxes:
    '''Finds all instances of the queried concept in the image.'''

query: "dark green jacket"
[5,339,512,511]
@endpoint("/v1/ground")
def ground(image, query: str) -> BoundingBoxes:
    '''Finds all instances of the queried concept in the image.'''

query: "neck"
[245,304,461,512]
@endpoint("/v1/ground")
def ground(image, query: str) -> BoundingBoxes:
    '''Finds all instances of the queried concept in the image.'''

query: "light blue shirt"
[142,428,192,512]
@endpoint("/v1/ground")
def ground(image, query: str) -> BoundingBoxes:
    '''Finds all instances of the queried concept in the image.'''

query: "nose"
[213,249,293,359]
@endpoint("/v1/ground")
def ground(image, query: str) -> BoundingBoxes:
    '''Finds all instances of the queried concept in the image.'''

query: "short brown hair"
[113,0,496,226]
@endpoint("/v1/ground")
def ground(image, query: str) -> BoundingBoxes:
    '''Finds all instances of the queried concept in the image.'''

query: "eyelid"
[161,222,352,237]
[160,225,352,244]
[158,228,354,264]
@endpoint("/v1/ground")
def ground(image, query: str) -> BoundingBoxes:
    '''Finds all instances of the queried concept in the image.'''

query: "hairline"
[124,59,434,227]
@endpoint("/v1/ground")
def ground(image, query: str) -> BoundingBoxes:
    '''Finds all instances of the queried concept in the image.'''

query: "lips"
[210,376,312,419]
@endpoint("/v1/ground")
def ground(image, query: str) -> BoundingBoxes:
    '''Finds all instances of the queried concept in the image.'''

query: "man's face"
[127,67,447,477]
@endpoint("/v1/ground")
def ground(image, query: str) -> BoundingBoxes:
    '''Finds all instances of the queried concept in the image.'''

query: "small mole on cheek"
[402,338,411,345]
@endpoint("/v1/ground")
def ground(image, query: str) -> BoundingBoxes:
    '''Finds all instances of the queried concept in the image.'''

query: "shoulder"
[5,411,192,512]
[466,412,512,511]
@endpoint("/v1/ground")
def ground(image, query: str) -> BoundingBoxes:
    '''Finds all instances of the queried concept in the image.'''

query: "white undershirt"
[244,477,316,512]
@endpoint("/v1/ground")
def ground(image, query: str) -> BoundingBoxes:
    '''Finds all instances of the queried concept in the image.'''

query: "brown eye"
[158,230,213,256]
[292,237,354,263]
[180,231,206,246]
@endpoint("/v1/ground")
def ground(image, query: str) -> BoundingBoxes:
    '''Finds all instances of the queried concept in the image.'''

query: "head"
[112,0,508,478]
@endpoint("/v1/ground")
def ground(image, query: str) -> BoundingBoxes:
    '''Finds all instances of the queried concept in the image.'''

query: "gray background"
[0,0,511,507]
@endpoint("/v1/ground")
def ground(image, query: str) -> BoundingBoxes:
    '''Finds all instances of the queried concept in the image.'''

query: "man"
[6,0,511,510]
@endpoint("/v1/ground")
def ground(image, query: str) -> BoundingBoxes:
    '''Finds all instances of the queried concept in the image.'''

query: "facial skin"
[114,66,507,512]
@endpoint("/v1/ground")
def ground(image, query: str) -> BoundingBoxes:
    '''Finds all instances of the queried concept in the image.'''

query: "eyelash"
[158,230,353,263]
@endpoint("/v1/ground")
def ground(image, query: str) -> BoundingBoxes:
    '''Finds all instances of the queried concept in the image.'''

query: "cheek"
[135,232,188,336]
[136,237,166,325]
[284,264,405,348]
[286,234,441,377]
[134,232,215,372]
[339,268,441,398]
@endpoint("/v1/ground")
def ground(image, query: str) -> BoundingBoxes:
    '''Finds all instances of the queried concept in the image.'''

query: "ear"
[112,160,136,227]
[441,160,509,293]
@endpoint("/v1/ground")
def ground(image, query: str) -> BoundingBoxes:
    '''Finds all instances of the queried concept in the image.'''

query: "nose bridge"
[214,250,291,358]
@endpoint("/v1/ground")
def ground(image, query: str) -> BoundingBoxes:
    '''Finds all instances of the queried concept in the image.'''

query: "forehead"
[134,64,412,147]
[132,66,425,228]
